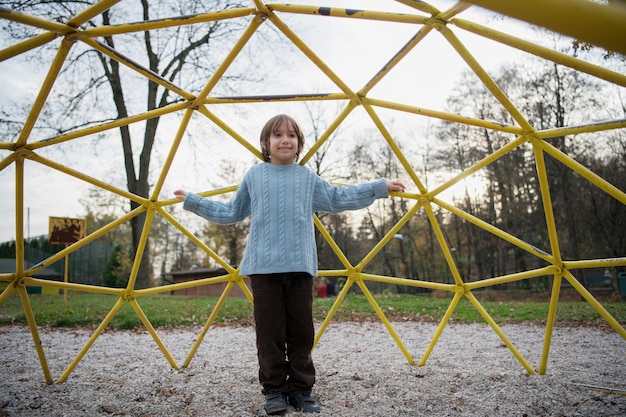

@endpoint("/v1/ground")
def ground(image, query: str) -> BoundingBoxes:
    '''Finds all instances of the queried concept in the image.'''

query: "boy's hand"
[173,189,187,201]
[386,181,406,193]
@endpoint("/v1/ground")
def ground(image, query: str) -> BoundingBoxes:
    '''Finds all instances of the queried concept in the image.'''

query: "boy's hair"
[259,114,305,162]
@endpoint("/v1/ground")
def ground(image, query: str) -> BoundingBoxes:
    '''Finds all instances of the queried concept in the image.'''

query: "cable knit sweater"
[183,162,389,277]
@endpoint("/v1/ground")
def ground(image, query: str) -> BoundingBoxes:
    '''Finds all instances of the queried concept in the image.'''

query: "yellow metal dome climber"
[0,0,624,384]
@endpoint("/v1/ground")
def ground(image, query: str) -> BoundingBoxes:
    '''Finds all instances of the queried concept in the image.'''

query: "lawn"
[1,291,624,330]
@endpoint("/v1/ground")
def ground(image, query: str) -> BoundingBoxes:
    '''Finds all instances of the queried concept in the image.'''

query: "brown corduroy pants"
[249,273,316,395]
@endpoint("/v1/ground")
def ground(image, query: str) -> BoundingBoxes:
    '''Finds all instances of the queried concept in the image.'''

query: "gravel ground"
[1,322,625,416]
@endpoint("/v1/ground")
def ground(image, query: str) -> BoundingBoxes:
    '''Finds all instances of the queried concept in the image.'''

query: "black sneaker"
[264,390,288,415]
[289,391,320,413]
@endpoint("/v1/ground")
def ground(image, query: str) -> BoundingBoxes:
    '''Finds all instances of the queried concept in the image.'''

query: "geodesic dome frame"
[1,0,625,384]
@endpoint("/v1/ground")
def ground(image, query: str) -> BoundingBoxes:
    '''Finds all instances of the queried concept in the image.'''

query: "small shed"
[163,266,250,297]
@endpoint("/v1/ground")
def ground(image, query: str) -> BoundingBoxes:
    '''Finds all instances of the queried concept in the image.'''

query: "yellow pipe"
[452,18,626,88]
[563,258,626,270]
[0,7,70,32]
[196,106,264,160]
[364,103,425,191]
[14,153,24,277]
[79,37,195,101]
[194,16,264,105]
[464,291,536,374]
[183,281,235,368]
[356,200,422,270]
[537,139,626,206]
[540,273,563,374]
[465,266,559,291]
[314,216,353,270]
[82,7,255,37]
[462,0,626,56]
[268,3,431,24]
[535,119,626,139]
[562,270,626,339]
[125,205,157,290]
[438,25,533,132]
[29,101,190,150]
[151,108,193,200]
[356,278,415,365]
[313,273,356,349]
[24,277,124,296]
[367,97,523,135]
[57,296,125,383]
[268,12,354,97]
[157,206,234,272]
[202,92,348,105]
[66,0,121,28]
[423,200,464,287]
[359,273,458,293]
[128,298,179,370]
[135,274,237,297]
[0,32,60,62]
[531,141,562,265]
[16,37,74,147]
[0,283,16,306]
[435,198,554,264]
[18,285,52,384]
[427,136,527,200]
[25,151,145,204]
[300,102,357,165]
[418,289,464,366]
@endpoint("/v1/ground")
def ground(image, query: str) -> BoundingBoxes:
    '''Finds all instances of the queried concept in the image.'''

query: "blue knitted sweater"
[183,162,389,276]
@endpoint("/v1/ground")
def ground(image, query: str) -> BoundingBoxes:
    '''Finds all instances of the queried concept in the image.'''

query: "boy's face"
[267,121,299,164]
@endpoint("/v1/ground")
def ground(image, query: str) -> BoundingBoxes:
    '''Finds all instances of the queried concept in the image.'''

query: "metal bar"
[563,258,626,270]
[462,0,626,55]
[356,279,415,365]
[125,206,156,290]
[268,3,431,24]
[0,7,70,32]
[313,274,356,350]
[562,270,626,339]
[452,18,626,88]
[193,15,264,105]
[0,32,59,62]
[15,38,73,147]
[531,140,563,266]
[128,298,179,369]
[57,296,125,383]
[17,285,52,384]
[423,200,464,287]
[314,216,353,270]
[360,272,458,292]
[540,273,562,374]
[536,119,626,139]
[183,281,235,368]
[66,0,121,28]
[23,277,123,296]
[465,266,559,291]
[29,101,189,150]
[367,97,523,135]
[134,274,236,297]
[81,7,255,37]
[435,198,554,264]
[196,106,263,160]
[0,283,16,306]
[536,138,626,206]
[150,108,193,201]
[438,24,533,131]
[268,12,354,97]
[464,291,536,374]
[26,151,146,204]
[418,289,464,366]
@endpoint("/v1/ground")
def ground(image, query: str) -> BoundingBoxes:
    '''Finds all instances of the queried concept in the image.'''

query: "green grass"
[0,292,624,330]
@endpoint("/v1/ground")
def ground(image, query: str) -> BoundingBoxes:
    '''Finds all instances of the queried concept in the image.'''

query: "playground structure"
[0,0,625,385]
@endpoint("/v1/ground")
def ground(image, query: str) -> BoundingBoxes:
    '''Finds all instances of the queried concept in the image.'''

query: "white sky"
[0,0,552,242]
